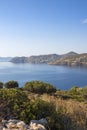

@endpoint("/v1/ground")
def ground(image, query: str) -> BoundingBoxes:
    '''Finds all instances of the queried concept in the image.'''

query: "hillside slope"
[50,53,87,66]
[10,54,61,64]
[10,52,77,64]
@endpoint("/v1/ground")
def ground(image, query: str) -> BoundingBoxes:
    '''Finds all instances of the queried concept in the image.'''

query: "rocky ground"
[0,118,49,130]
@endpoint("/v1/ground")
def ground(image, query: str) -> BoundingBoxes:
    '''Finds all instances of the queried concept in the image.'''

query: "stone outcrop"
[0,118,49,130]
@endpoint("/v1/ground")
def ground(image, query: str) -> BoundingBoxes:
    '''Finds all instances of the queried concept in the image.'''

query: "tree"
[4,80,19,88]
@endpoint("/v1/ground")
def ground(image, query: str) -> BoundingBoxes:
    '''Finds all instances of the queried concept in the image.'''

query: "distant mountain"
[10,54,61,64]
[64,51,78,56]
[50,53,87,67]
[10,52,87,67]
[0,57,12,62]
[10,56,28,63]
[10,52,78,64]
[27,54,61,64]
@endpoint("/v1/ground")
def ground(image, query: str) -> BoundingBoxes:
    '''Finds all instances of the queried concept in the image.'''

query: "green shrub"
[30,99,65,130]
[4,80,19,88]
[0,82,3,88]
[0,88,64,129]
[0,88,33,122]
[23,81,56,94]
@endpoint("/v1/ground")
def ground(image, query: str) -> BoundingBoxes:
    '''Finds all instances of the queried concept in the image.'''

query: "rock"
[38,118,48,126]
[1,119,27,130]
[0,118,49,130]
[0,122,3,130]
[16,121,27,130]
[29,123,46,130]
[29,118,49,130]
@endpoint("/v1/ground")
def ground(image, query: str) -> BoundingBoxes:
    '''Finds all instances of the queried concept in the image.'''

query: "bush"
[30,99,65,130]
[0,82,3,88]
[0,89,33,122]
[4,80,19,88]
[0,89,64,129]
[23,81,56,94]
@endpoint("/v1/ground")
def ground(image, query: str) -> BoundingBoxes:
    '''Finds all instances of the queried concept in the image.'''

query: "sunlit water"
[0,62,87,90]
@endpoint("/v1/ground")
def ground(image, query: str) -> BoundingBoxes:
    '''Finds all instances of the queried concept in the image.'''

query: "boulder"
[29,123,46,130]
[1,119,27,130]
[0,118,49,130]
[16,121,27,130]
[29,118,49,130]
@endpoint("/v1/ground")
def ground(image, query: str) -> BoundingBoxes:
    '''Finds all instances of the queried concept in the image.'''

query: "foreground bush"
[30,99,65,130]
[1,81,87,130]
[0,82,3,88]
[1,85,87,130]
[0,88,64,130]
[0,89,32,122]
[23,81,56,94]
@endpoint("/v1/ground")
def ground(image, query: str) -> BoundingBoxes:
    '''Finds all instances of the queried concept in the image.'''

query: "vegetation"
[55,86,87,102]
[23,81,56,94]
[0,80,87,130]
[4,80,19,88]
[0,88,30,121]
[0,88,64,130]
[0,82,3,88]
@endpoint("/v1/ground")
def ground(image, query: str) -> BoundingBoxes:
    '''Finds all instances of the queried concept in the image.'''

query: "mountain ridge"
[3,51,87,67]
[10,51,79,64]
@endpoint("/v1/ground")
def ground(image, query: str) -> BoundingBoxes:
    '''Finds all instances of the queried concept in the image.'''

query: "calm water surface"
[0,62,87,90]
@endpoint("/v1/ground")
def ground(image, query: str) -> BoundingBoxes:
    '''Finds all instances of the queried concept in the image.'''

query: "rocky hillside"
[10,52,77,64]
[10,54,61,64]
[50,53,87,67]
[10,52,87,67]
[10,56,28,63]
[27,54,60,64]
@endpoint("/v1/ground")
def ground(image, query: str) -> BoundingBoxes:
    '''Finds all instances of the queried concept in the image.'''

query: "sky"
[0,0,87,56]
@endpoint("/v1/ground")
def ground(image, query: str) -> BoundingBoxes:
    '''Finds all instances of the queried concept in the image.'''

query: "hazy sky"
[0,0,87,56]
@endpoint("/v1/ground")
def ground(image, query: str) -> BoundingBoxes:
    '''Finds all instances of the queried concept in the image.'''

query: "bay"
[0,62,87,90]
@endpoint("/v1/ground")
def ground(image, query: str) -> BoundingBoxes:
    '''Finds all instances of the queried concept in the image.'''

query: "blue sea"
[0,62,87,90]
